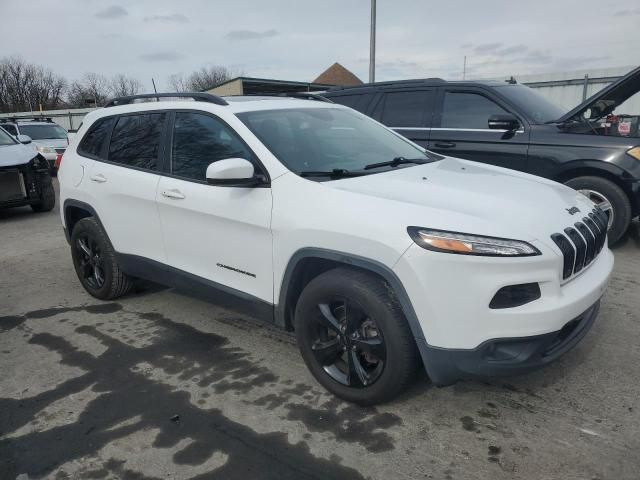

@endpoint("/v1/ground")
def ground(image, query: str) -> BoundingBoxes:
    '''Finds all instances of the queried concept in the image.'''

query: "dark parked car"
[324,67,640,244]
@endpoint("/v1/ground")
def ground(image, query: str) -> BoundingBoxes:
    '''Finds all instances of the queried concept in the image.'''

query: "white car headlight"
[36,145,55,154]
[407,227,540,257]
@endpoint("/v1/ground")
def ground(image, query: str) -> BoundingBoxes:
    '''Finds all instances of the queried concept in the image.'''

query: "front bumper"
[419,301,599,385]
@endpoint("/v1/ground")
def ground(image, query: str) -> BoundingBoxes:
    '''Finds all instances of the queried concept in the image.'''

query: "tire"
[30,178,55,213]
[564,176,632,245]
[70,217,134,300]
[295,267,419,405]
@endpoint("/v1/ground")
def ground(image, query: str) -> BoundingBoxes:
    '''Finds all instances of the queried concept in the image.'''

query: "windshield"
[496,85,566,124]
[237,107,438,177]
[0,127,17,146]
[18,124,67,140]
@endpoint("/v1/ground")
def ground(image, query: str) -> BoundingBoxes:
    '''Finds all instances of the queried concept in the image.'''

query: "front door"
[429,89,529,171]
[156,111,273,303]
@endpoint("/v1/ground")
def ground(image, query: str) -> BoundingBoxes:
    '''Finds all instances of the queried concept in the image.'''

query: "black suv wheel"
[565,176,631,245]
[295,268,418,405]
[70,217,134,300]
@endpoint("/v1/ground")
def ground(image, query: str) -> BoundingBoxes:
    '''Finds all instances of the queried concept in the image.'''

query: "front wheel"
[295,268,419,405]
[564,176,631,245]
[30,178,55,213]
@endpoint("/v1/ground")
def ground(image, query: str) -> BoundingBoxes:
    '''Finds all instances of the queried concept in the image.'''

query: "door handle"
[434,142,456,148]
[90,174,107,183]
[162,189,186,200]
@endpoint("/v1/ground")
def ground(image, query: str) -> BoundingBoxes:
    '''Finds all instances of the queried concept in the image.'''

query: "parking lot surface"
[1,181,638,480]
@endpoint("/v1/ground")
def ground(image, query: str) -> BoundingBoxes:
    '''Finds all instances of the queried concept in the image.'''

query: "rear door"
[429,88,529,171]
[86,112,167,262]
[369,89,435,148]
[156,110,273,302]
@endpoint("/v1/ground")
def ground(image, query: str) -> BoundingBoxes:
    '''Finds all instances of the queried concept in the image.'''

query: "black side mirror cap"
[488,114,520,131]
[206,174,268,188]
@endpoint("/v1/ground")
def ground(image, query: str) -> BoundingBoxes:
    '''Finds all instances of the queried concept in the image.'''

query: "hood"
[32,138,68,149]
[329,157,594,242]
[0,142,38,168]
[558,65,640,123]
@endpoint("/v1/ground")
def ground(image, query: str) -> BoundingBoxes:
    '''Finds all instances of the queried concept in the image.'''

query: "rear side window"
[328,93,373,114]
[172,112,252,181]
[380,91,432,127]
[108,113,166,171]
[78,117,115,159]
[441,92,508,129]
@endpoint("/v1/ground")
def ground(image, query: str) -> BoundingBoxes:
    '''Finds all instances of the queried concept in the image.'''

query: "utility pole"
[369,0,376,83]
[463,56,467,80]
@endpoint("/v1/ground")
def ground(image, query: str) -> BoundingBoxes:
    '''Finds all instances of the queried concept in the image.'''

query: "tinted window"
[441,92,508,129]
[78,117,115,159]
[108,113,166,170]
[496,85,564,124]
[18,124,67,139]
[331,95,360,109]
[172,112,252,181]
[0,127,16,145]
[1,124,17,136]
[381,91,431,127]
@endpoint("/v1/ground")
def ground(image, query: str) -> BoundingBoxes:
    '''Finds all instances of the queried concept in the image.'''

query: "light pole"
[369,0,376,83]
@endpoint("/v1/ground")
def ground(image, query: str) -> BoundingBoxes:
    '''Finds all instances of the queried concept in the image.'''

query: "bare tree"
[0,57,66,113]
[67,73,110,107]
[168,66,238,92]
[109,74,143,98]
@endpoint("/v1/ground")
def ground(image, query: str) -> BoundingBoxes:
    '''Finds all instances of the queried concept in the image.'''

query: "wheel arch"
[553,162,637,213]
[276,248,427,338]
[63,199,103,243]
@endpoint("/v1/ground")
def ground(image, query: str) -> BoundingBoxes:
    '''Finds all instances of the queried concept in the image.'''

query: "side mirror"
[206,158,265,187]
[488,114,520,131]
[16,134,32,144]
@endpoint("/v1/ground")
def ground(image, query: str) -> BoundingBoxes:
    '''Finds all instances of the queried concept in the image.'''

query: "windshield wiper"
[363,156,428,170]
[299,169,368,179]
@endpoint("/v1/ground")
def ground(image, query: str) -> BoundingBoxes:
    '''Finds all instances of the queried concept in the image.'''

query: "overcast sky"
[2,0,640,91]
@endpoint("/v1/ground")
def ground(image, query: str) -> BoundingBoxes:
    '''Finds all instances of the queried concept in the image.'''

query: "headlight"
[36,145,55,154]
[407,227,540,257]
[627,146,640,161]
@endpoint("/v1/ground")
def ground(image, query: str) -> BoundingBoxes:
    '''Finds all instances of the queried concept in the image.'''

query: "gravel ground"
[0,180,638,480]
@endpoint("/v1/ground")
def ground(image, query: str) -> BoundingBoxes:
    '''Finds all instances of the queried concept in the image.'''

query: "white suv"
[59,92,613,405]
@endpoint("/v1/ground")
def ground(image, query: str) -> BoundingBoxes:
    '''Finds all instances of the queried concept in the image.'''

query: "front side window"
[381,91,432,127]
[1,124,18,136]
[172,112,252,181]
[441,92,509,129]
[18,124,67,140]
[238,107,437,177]
[0,127,16,146]
[108,113,166,171]
[78,117,115,159]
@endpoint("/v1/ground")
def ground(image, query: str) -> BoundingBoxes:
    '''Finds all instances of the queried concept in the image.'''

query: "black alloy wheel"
[310,296,386,388]
[75,234,106,290]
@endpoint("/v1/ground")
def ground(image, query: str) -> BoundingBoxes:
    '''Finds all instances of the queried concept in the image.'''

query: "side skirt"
[115,253,275,324]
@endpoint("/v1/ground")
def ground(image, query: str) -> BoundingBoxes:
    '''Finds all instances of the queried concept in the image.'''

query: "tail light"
[54,153,63,169]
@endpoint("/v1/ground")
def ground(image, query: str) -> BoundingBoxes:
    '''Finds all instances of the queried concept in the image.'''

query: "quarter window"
[78,117,115,159]
[381,91,432,127]
[172,112,252,181]
[441,92,509,129]
[1,124,17,136]
[108,113,166,170]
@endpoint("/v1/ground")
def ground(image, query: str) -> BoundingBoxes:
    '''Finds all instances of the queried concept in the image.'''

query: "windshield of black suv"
[0,127,17,146]
[237,107,440,178]
[18,124,67,140]
[495,85,566,124]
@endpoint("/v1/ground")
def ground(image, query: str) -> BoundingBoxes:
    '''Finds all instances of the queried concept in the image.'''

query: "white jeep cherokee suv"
[59,92,613,405]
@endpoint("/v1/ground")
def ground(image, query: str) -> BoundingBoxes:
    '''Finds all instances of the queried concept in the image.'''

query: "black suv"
[324,67,640,244]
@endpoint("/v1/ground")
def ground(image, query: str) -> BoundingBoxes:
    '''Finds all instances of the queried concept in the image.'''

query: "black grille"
[54,148,66,154]
[551,208,607,280]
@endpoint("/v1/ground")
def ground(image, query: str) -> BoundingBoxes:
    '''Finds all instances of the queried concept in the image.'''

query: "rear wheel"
[295,268,418,405]
[70,217,134,300]
[564,176,631,245]
[30,178,55,213]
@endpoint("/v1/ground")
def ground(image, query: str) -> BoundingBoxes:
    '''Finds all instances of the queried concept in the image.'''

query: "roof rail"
[275,92,334,103]
[104,92,228,108]
[328,78,446,91]
[0,117,53,123]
